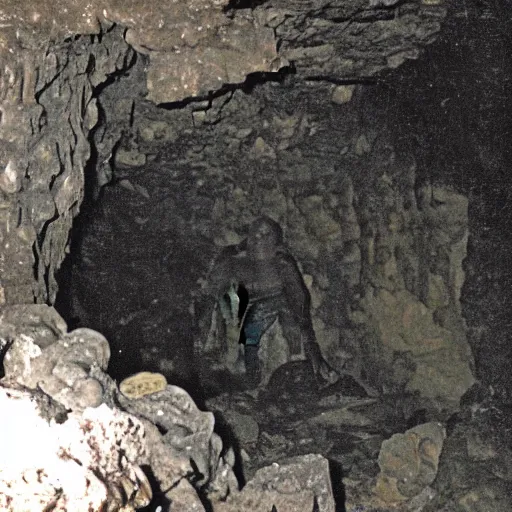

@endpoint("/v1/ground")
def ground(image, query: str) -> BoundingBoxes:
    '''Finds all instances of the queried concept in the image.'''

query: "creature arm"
[278,253,312,325]
[205,264,232,301]
[203,243,239,295]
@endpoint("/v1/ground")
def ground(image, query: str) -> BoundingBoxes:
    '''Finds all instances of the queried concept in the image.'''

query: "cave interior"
[55,5,512,403]
[1,0,512,509]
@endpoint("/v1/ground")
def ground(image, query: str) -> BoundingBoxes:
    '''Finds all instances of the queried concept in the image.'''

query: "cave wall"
[8,0,512,409]
[1,2,512,509]
[68,75,475,410]
[0,0,448,310]
[0,24,134,305]
[388,2,512,399]
[0,0,286,308]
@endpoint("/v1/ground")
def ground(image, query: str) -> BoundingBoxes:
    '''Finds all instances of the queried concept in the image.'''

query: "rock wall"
[69,79,474,411]
[0,0,472,411]
[0,24,134,305]
[382,2,512,399]
[0,0,283,307]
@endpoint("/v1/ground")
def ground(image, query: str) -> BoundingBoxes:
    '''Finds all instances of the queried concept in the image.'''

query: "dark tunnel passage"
[55,4,512,407]
[42,1,512,509]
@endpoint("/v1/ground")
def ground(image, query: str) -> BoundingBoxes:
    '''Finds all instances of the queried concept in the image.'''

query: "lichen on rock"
[120,371,168,399]
[374,421,446,503]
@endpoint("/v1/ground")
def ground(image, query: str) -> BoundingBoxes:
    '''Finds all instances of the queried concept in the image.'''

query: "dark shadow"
[212,411,247,489]
[0,339,12,379]
[138,464,172,512]
[157,66,296,110]
[224,0,268,10]
[329,459,347,512]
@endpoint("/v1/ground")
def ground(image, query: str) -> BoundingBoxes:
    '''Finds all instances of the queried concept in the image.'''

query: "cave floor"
[65,172,512,510]
[203,367,512,511]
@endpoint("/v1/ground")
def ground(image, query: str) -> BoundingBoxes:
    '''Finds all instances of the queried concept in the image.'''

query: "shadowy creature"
[206,216,339,389]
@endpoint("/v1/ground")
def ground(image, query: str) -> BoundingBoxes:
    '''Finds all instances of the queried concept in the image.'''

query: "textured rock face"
[0,0,446,95]
[0,1,509,510]
[3,327,112,411]
[0,305,345,511]
[215,453,335,512]
[0,0,279,308]
[0,387,152,512]
[68,68,475,411]
[0,25,133,305]
[261,0,446,79]
[0,0,446,310]
[374,422,446,503]
[0,0,279,103]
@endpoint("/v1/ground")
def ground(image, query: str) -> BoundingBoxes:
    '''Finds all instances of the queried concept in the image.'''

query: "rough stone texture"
[423,387,512,512]
[0,0,446,100]
[0,0,456,407]
[0,25,133,305]
[119,370,168,398]
[215,453,335,512]
[2,335,350,510]
[374,422,445,503]
[2,323,112,411]
[0,0,279,308]
[1,1,511,511]
[118,384,225,488]
[357,288,474,411]
[2,307,339,511]
[261,0,446,79]
[67,67,475,411]
[0,0,450,323]
[142,16,278,104]
[0,304,68,350]
[0,385,151,512]
[0,1,279,102]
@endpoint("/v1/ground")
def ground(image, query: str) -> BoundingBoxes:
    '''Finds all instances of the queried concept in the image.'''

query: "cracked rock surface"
[0,0,511,510]
[0,0,446,309]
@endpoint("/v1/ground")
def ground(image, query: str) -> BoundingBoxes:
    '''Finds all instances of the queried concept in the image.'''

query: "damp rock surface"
[0,306,351,511]
[205,377,512,512]
[216,453,336,512]
[0,1,511,511]
[73,86,475,413]
[0,291,510,512]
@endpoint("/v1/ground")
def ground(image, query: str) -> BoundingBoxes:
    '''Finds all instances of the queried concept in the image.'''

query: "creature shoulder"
[212,238,247,264]
[206,244,249,294]
[275,251,302,277]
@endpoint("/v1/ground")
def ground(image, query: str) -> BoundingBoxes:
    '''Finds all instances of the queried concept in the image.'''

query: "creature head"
[247,216,283,260]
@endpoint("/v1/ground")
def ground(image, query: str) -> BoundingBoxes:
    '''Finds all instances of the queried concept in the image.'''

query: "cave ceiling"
[0,0,446,104]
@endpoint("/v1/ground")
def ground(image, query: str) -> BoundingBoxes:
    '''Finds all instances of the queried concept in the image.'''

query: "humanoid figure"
[207,216,339,388]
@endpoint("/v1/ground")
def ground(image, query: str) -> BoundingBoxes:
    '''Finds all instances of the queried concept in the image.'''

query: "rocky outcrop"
[0,1,509,510]
[215,453,335,512]
[374,422,446,504]
[0,1,279,103]
[260,0,446,79]
[0,25,134,305]
[0,304,339,511]
[0,386,152,511]
[0,1,277,308]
